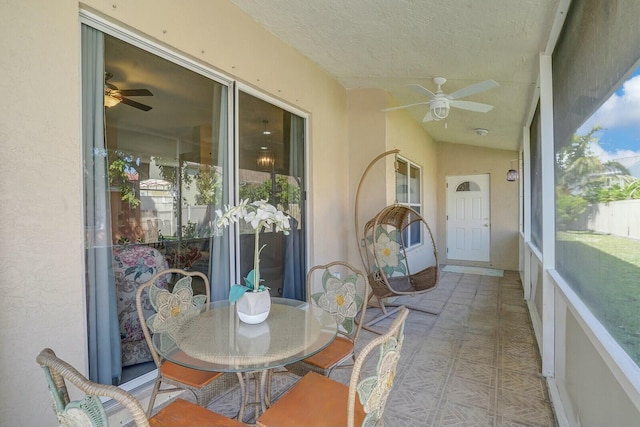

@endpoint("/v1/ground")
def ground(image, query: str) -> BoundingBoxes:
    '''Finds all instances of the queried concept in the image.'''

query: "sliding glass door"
[82,24,307,386]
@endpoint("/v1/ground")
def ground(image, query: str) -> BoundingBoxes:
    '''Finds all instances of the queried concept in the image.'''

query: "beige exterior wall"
[436,142,519,270]
[346,89,387,267]
[347,90,437,270]
[385,102,438,237]
[2,1,88,425]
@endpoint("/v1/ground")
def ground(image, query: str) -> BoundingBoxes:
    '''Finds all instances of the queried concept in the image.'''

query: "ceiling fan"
[104,72,153,111]
[383,77,499,122]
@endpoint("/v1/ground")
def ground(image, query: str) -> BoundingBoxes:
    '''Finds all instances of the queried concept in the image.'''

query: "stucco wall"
[436,142,519,270]
[2,1,88,426]
[347,89,437,271]
[1,1,350,425]
[385,101,438,237]
[346,89,388,268]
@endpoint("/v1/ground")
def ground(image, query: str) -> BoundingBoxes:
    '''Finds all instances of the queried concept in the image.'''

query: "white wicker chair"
[257,307,409,427]
[136,268,235,417]
[36,348,245,427]
[286,261,369,378]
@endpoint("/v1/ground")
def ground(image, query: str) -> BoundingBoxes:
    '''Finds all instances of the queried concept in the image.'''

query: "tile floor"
[207,268,557,426]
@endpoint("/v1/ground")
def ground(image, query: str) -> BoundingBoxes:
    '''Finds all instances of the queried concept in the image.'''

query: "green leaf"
[229,284,250,303]
[244,269,256,289]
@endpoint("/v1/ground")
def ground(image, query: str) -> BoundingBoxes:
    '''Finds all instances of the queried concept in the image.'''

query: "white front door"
[446,174,491,262]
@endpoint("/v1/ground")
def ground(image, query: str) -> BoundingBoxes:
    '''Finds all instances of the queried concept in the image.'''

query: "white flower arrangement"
[216,199,291,299]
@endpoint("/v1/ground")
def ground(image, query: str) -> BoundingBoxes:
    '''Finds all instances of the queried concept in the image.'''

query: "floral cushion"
[146,276,206,340]
[366,226,408,278]
[113,245,169,367]
[357,324,405,427]
[310,269,364,335]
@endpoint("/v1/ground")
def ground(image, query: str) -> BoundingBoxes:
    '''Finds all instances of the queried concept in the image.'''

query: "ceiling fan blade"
[422,111,434,122]
[447,80,499,100]
[120,97,153,111]
[449,100,494,112]
[117,88,153,97]
[382,102,430,112]
[409,84,437,99]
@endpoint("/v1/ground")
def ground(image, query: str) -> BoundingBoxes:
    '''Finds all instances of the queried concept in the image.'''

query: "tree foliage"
[194,167,222,206]
[556,125,637,229]
[239,175,301,210]
[556,188,587,229]
[107,151,140,208]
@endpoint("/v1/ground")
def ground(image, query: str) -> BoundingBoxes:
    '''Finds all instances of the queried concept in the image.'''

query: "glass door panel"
[88,32,230,384]
[238,91,306,299]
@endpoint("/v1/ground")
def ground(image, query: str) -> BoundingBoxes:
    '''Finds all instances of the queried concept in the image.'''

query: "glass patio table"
[152,297,337,420]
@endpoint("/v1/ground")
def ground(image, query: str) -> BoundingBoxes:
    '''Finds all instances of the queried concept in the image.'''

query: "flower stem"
[254,228,264,291]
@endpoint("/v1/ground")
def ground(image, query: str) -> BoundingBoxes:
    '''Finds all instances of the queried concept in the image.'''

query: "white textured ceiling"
[229,0,561,151]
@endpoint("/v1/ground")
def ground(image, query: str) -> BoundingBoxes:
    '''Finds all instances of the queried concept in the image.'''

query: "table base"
[236,370,271,422]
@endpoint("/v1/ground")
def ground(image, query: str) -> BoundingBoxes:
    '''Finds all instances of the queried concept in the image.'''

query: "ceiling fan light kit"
[430,98,450,120]
[104,92,121,108]
[104,72,154,111]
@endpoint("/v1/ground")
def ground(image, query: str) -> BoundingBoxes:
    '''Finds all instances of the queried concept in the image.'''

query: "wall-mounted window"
[396,157,422,248]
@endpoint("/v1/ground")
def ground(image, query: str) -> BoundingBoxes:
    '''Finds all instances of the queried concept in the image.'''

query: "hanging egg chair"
[355,150,440,333]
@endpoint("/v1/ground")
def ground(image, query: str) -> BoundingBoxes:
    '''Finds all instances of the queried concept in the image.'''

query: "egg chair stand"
[355,150,440,334]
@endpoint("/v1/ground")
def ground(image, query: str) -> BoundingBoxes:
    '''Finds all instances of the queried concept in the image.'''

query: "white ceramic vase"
[236,290,271,324]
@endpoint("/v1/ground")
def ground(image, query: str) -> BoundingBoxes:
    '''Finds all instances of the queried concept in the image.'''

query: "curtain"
[208,84,231,302]
[282,115,306,300]
[82,25,121,384]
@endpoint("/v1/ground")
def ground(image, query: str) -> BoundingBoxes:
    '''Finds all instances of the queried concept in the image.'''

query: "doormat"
[442,265,504,277]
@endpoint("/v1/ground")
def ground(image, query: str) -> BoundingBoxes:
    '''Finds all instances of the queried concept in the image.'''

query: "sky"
[577,66,640,163]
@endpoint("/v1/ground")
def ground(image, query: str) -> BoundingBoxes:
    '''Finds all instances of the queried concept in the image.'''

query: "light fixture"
[257,120,275,170]
[430,98,450,120]
[506,159,519,182]
[475,128,488,137]
[104,90,122,108]
[257,150,275,169]
[104,73,122,108]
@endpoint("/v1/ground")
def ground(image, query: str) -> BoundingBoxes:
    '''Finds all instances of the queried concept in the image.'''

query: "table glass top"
[152,297,338,372]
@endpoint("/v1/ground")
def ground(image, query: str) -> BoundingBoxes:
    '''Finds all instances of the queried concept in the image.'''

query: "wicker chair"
[355,150,440,334]
[36,348,245,427]
[136,268,233,417]
[256,306,409,427]
[360,204,439,333]
[285,261,369,379]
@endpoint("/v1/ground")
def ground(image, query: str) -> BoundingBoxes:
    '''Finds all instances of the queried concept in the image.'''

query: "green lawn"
[556,231,640,364]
